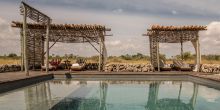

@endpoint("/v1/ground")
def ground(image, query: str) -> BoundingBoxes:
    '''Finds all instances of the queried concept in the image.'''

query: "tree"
[8,53,17,58]
[159,54,166,61]
[120,54,132,60]
[175,51,194,60]
[182,51,193,60]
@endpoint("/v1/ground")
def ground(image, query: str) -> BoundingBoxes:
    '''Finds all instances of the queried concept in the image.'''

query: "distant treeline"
[1,52,220,61]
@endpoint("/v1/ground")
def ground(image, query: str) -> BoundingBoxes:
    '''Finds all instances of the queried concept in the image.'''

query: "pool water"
[0,79,220,110]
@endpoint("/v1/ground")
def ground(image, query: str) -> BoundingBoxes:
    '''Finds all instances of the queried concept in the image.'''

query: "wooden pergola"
[12,2,111,75]
[144,25,207,72]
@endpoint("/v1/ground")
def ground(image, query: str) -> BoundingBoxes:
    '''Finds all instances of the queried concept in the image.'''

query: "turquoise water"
[0,79,220,110]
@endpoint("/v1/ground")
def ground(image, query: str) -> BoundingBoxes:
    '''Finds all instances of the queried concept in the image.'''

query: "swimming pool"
[0,78,220,110]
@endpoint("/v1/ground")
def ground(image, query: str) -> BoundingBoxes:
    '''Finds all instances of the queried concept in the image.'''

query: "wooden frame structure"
[14,2,110,76]
[144,25,206,72]
[20,1,51,75]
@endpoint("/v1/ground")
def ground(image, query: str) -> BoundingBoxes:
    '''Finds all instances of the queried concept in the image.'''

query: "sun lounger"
[173,60,192,71]
[159,60,172,71]
[70,63,85,71]
[41,64,56,71]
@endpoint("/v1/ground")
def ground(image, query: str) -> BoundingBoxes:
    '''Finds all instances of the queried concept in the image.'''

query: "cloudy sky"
[0,0,220,57]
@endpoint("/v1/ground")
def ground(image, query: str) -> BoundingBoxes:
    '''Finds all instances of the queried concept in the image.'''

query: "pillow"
[72,63,80,66]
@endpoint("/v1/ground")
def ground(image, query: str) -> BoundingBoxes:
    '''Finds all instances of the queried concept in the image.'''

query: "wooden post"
[99,34,104,71]
[181,37,183,60]
[98,41,101,71]
[20,29,24,71]
[101,36,105,71]
[157,42,160,72]
[196,35,201,71]
[45,19,50,73]
[149,36,152,64]
[33,34,35,70]
[23,6,29,76]
[98,32,105,72]
[192,34,201,72]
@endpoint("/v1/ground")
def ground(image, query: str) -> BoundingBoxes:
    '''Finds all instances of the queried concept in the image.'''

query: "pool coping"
[0,71,220,93]
[0,73,53,94]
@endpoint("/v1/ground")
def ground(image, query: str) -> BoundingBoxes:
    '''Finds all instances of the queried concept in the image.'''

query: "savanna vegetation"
[0,52,220,65]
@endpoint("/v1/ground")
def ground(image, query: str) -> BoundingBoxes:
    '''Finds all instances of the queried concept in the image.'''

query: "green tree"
[159,54,166,61]
[8,53,17,58]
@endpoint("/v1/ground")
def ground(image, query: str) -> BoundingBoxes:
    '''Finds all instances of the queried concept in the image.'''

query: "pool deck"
[1,70,219,83]
[0,71,53,84]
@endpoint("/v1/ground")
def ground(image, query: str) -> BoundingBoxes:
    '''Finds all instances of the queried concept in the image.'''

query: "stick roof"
[148,25,206,31]
[12,21,111,43]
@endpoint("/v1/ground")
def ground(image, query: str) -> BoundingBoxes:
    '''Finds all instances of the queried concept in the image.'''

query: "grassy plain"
[1,57,220,65]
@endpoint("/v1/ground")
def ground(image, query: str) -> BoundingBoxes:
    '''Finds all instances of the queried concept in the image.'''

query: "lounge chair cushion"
[72,63,80,67]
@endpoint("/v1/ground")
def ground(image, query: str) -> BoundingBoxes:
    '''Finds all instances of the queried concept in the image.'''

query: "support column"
[99,36,103,71]
[195,39,201,71]
[98,35,104,71]
[23,6,29,76]
[197,35,201,71]
[181,37,183,60]
[41,36,45,66]
[150,33,159,70]
[45,19,50,73]
[98,37,101,71]
[149,36,152,64]
[191,33,201,72]
[20,29,24,71]
[156,42,160,72]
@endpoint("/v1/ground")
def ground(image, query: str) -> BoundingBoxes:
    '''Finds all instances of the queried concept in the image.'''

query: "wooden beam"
[43,36,62,55]
[85,37,101,55]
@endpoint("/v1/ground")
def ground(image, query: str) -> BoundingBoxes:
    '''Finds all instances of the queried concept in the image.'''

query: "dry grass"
[0,58,20,65]
[1,58,220,65]
[166,59,220,64]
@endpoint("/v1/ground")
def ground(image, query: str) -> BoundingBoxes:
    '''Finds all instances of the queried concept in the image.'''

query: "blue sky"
[0,0,220,57]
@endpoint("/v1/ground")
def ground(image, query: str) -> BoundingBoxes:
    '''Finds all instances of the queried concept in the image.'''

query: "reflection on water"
[25,82,53,110]
[146,82,198,110]
[0,80,220,110]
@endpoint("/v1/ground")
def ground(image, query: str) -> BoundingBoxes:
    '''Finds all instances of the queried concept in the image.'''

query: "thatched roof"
[11,21,110,31]
[11,21,111,43]
[148,25,206,31]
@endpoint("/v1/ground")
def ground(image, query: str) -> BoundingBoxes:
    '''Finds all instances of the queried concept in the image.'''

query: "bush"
[8,53,17,58]
[120,54,132,60]
[90,55,99,62]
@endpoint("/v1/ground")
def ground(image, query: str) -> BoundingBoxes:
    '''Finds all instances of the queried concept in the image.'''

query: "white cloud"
[106,40,121,46]
[199,21,220,54]
[171,10,178,15]
[113,8,123,13]
[0,17,20,55]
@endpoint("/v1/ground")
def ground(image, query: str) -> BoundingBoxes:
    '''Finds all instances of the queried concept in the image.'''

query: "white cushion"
[72,63,80,67]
